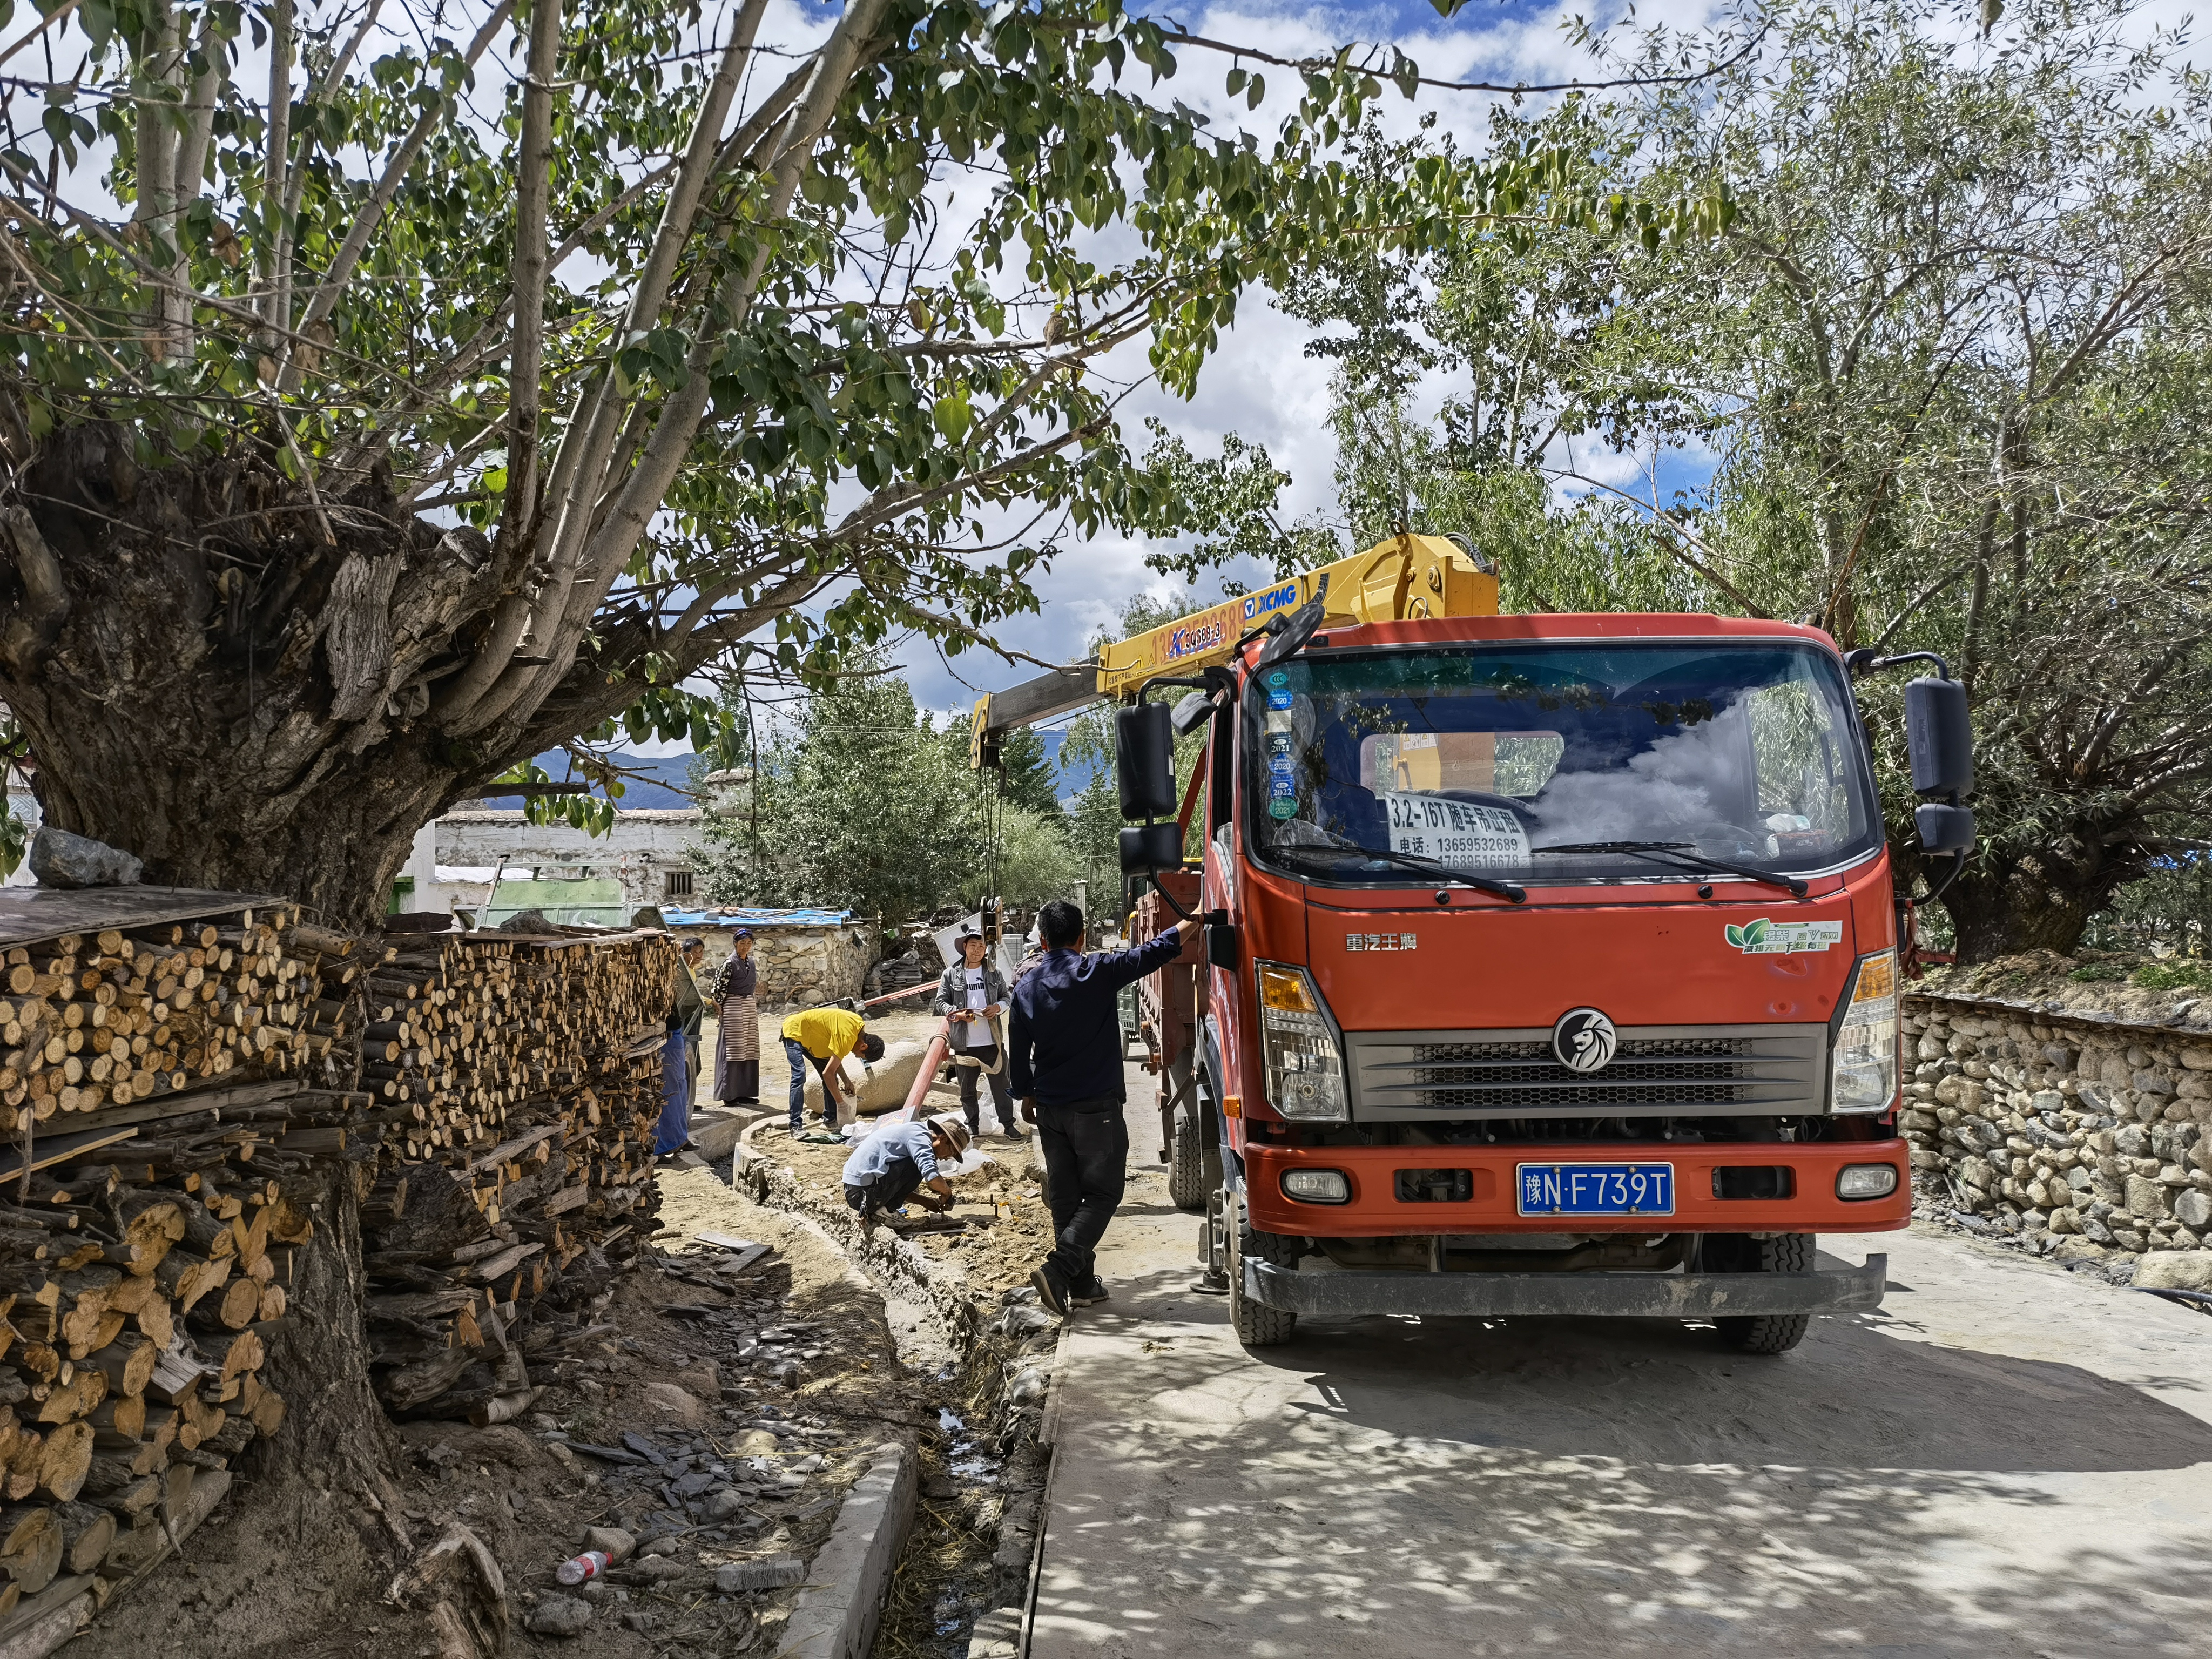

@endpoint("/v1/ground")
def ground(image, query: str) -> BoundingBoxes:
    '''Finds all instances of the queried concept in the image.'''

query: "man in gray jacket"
[934,927,1020,1139]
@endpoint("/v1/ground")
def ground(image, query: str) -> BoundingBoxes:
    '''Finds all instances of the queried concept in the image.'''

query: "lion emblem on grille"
[1552,1008,1618,1074]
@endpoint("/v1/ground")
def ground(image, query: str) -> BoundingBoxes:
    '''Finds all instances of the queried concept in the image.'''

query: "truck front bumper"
[1243,1253,1889,1319]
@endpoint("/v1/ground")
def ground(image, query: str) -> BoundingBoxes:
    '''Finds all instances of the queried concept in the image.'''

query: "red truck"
[978,537,1975,1352]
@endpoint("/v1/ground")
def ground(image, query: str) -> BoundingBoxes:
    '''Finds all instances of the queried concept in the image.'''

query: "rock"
[630,1556,691,1583]
[2047,1206,2081,1235]
[2135,1069,2176,1096]
[640,1535,684,1558]
[704,1488,751,1521]
[2116,1124,2150,1158]
[2052,1237,2109,1264]
[715,1555,807,1593]
[636,1381,710,1428]
[619,1610,656,1633]
[28,827,142,889]
[582,1526,636,1562]
[736,1429,783,1456]
[2126,1175,2171,1219]
[1006,1365,1049,1407]
[2135,1250,2212,1292]
[527,1595,595,1636]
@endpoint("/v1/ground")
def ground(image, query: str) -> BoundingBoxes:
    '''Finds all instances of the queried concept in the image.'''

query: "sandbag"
[801,1038,930,1119]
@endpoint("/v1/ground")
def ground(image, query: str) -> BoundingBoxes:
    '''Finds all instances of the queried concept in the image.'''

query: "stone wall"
[747,924,874,1011]
[1901,993,2212,1260]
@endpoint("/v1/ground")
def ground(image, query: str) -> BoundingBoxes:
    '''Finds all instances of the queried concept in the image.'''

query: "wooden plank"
[63,1080,303,1138]
[0,887,284,951]
[981,666,1101,736]
[462,1123,563,1177]
[0,1127,142,1181]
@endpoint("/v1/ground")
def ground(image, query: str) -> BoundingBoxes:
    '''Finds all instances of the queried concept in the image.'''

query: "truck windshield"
[1245,642,1881,885]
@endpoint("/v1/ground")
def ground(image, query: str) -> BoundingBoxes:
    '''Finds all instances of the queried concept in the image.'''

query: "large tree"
[0,0,1692,922]
[1152,0,2212,961]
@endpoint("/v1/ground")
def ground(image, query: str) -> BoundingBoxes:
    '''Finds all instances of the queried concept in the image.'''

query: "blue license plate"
[1516,1162,1674,1217]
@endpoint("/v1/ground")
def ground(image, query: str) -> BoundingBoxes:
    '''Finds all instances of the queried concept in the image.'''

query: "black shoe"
[1070,1277,1109,1306]
[1029,1265,1070,1317]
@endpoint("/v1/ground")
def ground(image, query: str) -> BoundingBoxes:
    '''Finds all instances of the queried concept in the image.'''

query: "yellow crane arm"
[970,532,1497,766]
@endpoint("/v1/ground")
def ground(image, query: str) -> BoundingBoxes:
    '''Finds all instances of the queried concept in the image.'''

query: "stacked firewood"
[354,930,675,1420]
[0,902,680,1635]
[0,902,356,1626]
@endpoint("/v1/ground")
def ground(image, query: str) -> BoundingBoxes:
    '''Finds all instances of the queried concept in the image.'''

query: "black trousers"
[844,1159,923,1218]
[957,1045,1016,1132]
[1037,1098,1127,1286]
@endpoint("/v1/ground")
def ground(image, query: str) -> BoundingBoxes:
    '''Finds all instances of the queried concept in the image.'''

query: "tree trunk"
[0,427,655,926]
[1939,835,2143,963]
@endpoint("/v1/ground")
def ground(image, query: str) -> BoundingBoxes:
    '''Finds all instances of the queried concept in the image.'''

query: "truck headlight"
[1282,1169,1351,1203]
[1256,962,1349,1122]
[1830,949,1899,1115]
[1837,1163,1899,1199]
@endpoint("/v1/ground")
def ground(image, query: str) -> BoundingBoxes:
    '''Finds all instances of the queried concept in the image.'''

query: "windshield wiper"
[1273,839,1527,905]
[1533,840,1809,898]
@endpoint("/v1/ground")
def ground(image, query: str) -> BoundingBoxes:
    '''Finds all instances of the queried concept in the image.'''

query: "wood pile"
[350,930,675,1421]
[0,893,359,1634]
[0,891,683,1641]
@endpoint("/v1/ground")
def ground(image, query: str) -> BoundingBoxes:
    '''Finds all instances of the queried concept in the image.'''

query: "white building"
[395,807,706,917]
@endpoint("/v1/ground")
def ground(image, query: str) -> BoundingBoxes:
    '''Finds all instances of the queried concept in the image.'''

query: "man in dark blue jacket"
[1010,899,1199,1313]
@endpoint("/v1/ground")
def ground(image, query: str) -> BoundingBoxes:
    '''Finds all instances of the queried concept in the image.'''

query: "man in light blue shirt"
[841,1114,970,1224]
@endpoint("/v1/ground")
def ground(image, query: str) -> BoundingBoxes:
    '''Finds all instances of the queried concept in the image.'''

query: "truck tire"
[1709,1232,1812,1355]
[1168,1112,1207,1212]
[1227,1198,1299,1347]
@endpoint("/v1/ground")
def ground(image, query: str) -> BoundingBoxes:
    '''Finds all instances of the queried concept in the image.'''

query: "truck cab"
[1162,610,1915,1352]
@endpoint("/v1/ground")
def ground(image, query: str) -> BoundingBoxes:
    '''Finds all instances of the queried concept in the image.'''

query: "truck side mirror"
[1118,822,1182,874]
[1116,702,1178,819]
[1904,677,1973,798]
[1916,802,1976,855]
[1170,690,1215,737]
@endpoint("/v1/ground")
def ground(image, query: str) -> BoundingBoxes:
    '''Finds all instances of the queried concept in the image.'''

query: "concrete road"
[1028,1085,2212,1658]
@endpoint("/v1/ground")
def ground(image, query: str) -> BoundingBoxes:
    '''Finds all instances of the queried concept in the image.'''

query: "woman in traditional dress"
[713,928,761,1105]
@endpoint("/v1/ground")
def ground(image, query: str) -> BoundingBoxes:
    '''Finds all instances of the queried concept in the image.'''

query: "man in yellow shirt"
[780,1006,885,1135]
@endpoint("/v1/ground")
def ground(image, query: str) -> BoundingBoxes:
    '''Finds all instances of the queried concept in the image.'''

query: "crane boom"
[969,532,1499,767]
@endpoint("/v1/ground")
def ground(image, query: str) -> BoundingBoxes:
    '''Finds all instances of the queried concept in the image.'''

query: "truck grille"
[1345,1024,1827,1121]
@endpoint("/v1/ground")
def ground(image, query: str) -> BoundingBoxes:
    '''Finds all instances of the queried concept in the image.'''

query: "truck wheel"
[1227,1198,1299,1347]
[1709,1232,1812,1355]
[1168,1112,1208,1212]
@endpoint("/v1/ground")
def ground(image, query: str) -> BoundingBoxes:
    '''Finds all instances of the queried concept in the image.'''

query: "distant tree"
[964,805,1079,911]
[696,663,977,921]
[995,726,1063,819]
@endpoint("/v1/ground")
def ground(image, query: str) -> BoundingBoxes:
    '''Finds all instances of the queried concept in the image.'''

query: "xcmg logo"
[1243,583,1300,621]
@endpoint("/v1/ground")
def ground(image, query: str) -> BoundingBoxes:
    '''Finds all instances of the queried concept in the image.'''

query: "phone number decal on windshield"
[1381,792,1530,868]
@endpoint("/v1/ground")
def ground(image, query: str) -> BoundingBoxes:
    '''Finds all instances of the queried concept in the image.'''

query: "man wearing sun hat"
[840,1110,972,1226]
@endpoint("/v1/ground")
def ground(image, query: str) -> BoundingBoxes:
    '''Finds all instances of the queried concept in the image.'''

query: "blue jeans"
[785,1036,834,1131]
[656,1031,690,1155]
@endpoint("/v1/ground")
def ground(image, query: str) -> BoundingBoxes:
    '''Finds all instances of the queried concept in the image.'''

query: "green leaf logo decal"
[1725,925,1745,947]
[1745,919,1770,945]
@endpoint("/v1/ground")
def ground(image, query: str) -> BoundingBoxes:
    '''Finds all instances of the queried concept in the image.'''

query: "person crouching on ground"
[1009,899,1199,1314]
[934,926,1020,1141]
[780,1003,884,1135]
[842,1112,971,1227]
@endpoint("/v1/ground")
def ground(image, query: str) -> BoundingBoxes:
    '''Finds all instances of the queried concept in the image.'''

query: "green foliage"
[694,659,980,922]
[995,725,1062,818]
[0,812,23,880]
[964,804,1078,911]
[2132,961,2212,992]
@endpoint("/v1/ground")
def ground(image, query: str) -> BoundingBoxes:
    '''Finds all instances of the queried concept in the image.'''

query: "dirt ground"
[73,1176,938,1659]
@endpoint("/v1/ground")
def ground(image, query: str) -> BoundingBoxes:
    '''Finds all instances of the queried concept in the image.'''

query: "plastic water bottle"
[557,1550,612,1586]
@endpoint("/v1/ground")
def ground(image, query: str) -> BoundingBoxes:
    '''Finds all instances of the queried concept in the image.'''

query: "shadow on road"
[1035,1265,2212,1656]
